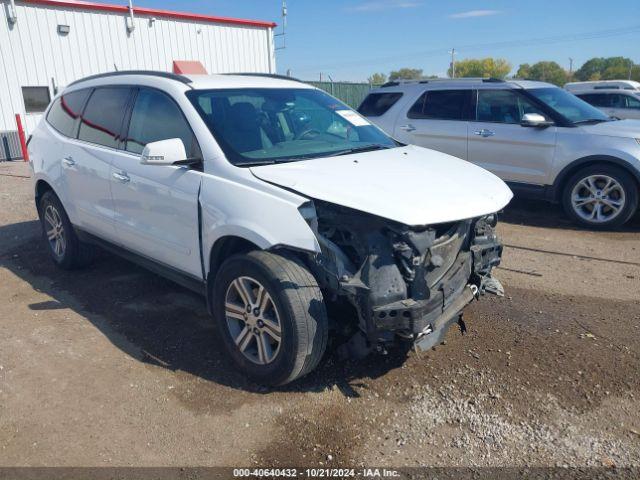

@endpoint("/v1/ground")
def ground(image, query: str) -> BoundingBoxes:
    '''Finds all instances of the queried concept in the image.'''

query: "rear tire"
[213,250,328,386]
[38,190,94,269]
[562,164,638,229]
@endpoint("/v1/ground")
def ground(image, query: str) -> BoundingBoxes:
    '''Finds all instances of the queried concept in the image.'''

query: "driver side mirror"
[140,138,199,166]
[521,113,553,128]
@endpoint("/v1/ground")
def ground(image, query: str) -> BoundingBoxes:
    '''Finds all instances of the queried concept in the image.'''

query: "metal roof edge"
[21,0,277,28]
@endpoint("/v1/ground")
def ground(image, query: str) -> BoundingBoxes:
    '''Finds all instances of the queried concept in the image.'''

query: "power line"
[293,24,640,74]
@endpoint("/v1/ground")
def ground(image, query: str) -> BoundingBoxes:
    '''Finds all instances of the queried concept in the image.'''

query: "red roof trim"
[22,0,277,28]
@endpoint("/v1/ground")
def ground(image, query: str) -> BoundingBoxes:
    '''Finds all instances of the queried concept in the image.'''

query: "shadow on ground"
[0,220,408,396]
[501,197,640,232]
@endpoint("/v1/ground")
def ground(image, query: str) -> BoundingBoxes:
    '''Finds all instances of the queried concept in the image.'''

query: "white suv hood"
[250,145,513,226]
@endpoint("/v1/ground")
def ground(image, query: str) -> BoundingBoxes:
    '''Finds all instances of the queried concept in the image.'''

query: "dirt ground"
[1,161,639,471]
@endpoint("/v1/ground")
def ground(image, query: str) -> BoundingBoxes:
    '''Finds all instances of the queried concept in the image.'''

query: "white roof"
[185,74,315,90]
[565,80,640,92]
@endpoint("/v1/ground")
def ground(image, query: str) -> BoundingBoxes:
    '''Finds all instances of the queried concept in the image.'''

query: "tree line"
[368,56,640,86]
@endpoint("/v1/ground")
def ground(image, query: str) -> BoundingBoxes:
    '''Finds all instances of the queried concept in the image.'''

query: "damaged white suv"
[29,71,512,385]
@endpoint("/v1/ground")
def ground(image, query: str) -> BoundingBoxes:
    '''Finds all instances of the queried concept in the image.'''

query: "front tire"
[562,164,638,229]
[38,190,94,269]
[213,251,328,386]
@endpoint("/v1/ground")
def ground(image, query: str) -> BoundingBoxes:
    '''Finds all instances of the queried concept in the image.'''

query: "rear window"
[46,89,91,138]
[358,92,403,117]
[407,90,470,120]
[78,87,133,149]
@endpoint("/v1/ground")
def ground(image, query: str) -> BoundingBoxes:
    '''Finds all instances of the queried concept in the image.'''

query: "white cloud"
[449,9,502,19]
[346,0,423,12]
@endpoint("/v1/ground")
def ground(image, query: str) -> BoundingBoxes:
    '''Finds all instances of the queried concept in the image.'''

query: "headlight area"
[299,200,505,358]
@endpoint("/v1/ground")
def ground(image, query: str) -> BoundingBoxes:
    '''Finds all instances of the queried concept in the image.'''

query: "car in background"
[359,78,640,228]
[565,80,640,120]
[28,71,511,385]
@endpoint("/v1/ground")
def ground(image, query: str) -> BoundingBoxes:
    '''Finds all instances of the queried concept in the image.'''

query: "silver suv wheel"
[224,276,282,365]
[571,174,626,223]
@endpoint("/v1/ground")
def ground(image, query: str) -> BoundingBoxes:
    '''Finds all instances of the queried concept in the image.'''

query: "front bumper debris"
[308,202,506,355]
[413,283,478,352]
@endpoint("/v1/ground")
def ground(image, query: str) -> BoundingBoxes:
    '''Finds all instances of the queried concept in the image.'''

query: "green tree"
[389,68,423,81]
[367,72,387,85]
[574,58,606,81]
[448,58,511,79]
[601,57,635,80]
[575,57,636,81]
[516,63,531,79]
[515,61,568,86]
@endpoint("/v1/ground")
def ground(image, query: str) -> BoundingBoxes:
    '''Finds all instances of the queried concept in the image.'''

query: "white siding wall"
[0,1,276,133]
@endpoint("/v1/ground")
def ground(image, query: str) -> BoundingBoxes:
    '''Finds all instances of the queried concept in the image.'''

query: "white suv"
[360,78,640,228]
[565,81,640,121]
[29,71,511,385]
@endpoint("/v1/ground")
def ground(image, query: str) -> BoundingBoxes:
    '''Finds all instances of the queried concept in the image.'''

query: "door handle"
[399,124,416,132]
[62,156,75,167]
[112,171,130,183]
[474,129,495,138]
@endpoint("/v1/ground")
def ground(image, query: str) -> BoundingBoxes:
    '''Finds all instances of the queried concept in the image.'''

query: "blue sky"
[134,0,640,81]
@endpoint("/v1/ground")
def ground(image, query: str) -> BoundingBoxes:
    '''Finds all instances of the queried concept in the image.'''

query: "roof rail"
[224,72,306,84]
[381,77,507,87]
[68,70,193,87]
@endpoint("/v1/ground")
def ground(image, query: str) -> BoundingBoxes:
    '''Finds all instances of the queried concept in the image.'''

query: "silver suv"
[359,78,640,228]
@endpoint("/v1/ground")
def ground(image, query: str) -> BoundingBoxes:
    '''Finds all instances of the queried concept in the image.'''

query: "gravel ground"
[1,161,639,471]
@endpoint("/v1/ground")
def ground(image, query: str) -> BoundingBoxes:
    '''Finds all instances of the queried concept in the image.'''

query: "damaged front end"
[301,200,504,356]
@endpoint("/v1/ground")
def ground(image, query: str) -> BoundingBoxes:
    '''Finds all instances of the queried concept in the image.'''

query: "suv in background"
[29,71,511,385]
[565,81,640,120]
[359,78,640,228]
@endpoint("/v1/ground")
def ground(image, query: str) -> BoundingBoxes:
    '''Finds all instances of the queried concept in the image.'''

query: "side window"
[578,94,610,107]
[477,90,547,124]
[407,93,426,118]
[78,87,132,149]
[408,90,469,120]
[623,94,640,109]
[125,88,198,156]
[608,94,626,108]
[358,92,403,117]
[46,89,91,138]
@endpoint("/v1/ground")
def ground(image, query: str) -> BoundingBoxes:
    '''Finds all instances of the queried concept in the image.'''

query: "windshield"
[187,88,398,166]
[527,88,611,124]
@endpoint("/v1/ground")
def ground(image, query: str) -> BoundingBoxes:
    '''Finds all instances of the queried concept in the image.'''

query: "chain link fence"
[306,81,378,109]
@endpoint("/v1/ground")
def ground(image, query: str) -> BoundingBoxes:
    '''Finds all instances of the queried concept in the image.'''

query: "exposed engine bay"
[303,200,504,356]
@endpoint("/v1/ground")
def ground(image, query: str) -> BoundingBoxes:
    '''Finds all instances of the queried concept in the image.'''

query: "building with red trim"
[0,0,276,156]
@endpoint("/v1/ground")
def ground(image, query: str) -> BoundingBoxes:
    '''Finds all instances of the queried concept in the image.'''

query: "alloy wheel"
[44,204,66,258]
[571,174,626,224]
[224,276,282,365]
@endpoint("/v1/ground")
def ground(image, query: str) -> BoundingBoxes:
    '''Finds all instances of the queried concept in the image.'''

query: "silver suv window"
[476,90,547,124]
[408,90,471,120]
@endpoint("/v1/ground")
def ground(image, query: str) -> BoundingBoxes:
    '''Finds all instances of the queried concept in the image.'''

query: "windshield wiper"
[237,160,278,167]
[332,144,392,157]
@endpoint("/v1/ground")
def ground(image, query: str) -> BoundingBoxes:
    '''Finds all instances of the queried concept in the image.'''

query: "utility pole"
[449,48,456,78]
[569,58,574,78]
[629,62,633,80]
[275,0,287,50]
